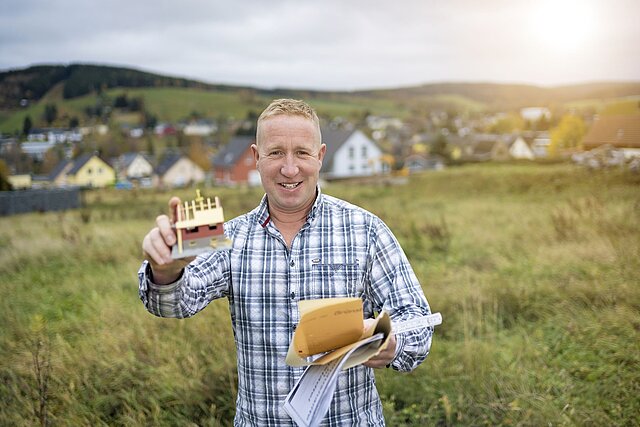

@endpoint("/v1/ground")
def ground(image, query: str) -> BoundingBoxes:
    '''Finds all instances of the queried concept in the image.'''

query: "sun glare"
[531,0,597,52]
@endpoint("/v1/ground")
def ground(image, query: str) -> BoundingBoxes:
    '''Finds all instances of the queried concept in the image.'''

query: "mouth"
[279,182,302,190]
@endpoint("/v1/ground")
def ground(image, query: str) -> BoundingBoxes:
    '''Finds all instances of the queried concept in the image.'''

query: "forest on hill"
[2,63,640,112]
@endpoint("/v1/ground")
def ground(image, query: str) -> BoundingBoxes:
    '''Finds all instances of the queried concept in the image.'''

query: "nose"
[280,154,299,177]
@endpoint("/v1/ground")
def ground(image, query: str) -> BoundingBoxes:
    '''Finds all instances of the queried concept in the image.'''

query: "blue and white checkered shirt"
[138,188,433,426]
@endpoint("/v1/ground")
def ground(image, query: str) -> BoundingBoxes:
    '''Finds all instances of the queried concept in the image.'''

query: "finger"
[168,197,182,223]
[142,231,166,265]
[363,358,388,369]
[150,229,174,264]
[156,214,176,246]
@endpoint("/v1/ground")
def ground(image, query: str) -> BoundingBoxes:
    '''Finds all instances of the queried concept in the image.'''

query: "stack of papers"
[282,297,442,427]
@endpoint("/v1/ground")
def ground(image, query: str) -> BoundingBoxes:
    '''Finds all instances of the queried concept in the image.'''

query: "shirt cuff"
[145,263,183,293]
[389,331,407,370]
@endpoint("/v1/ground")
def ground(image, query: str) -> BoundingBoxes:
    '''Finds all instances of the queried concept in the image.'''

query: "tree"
[0,159,12,191]
[44,103,58,125]
[430,133,451,161]
[144,112,158,129]
[114,94,129,108]
[41,147,63,175]
[488,113,524,134]
[69,116,79,129]
[23,115,33,136]
[188,140,211,171]
[549,114,587,156]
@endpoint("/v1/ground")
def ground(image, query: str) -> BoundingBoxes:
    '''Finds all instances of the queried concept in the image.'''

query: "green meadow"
[1,163,638,426]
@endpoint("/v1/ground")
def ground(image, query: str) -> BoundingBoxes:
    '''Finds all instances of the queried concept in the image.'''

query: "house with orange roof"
[582,115,640,159]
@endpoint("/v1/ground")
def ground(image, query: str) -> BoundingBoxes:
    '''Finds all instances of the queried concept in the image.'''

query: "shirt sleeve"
[137,249,231,318]
[367,219,433,372]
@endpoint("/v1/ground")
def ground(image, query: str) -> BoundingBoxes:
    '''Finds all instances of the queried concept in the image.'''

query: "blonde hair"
[256,99,321,144]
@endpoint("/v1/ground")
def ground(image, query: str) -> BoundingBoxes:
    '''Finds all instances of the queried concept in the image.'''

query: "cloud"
[0,0,638,89]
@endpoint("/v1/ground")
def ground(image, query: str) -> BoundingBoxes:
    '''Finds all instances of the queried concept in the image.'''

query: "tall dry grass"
[1,163,638,426]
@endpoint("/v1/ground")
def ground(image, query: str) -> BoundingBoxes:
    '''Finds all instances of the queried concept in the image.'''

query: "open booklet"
[283,298,442,427]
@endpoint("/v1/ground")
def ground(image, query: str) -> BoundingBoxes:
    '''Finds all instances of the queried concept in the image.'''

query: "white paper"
[393,312,442,334]
[283,333,385,427]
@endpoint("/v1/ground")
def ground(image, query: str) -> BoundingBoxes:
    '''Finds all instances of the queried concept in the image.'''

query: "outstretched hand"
[142,196,194,284]
[362,318,397,369]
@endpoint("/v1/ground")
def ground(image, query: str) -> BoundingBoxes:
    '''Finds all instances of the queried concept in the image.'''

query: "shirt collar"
[255,186,324,228]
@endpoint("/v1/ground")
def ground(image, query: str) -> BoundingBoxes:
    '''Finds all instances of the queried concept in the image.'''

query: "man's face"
[252,115,326,215]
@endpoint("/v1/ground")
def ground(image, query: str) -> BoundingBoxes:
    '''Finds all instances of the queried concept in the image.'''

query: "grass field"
[1,163,639,426]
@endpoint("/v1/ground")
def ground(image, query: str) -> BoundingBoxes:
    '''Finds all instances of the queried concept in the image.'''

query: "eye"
[269,150,285,157]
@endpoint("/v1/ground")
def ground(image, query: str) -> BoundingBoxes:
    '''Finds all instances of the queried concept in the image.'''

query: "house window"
[87,168,92,175]
[349,164,355,172]
[361,146,367,158]
[348,147,354,159]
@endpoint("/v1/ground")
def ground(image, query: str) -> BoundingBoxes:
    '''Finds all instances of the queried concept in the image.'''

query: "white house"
[153,153,205,188]
[520,107,551,122]
[112,152,154,181]
[21,141,56,161]
[320,128,386,179]
[509,136,535,160]
[183,120,217,136]
[532,132,551,158]
[28,128,83,144]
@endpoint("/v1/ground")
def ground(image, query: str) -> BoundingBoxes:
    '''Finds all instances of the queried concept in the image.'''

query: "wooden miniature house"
[171,190,232,258]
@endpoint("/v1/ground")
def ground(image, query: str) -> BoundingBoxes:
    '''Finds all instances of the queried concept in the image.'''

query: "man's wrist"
[147,263,183,286]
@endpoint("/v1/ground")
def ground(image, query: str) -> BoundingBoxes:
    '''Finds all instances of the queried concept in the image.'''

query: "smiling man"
[139,99,434,426]
[251,101,326,247]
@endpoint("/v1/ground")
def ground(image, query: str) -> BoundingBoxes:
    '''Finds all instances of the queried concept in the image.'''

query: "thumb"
[169,197,182,223]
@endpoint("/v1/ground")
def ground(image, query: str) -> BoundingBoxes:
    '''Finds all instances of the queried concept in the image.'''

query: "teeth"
[281,183,299,189]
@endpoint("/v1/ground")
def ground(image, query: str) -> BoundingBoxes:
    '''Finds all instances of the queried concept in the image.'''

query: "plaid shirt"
[138,188,433,426]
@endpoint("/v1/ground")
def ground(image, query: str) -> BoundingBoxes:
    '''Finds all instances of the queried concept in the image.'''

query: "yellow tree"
[0,159,12,190]
[549,114,587,156]
[188,139,211,172]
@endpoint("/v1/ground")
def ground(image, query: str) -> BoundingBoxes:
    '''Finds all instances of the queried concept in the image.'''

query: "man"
[139,99,434,426]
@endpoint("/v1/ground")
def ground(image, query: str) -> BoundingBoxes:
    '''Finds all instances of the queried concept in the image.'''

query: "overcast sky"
[1,0,639,91]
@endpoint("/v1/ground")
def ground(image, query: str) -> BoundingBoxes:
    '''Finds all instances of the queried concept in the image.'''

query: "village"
[1,101,638,196]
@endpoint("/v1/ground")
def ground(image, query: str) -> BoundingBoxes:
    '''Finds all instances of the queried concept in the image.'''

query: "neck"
[270,206,310,227]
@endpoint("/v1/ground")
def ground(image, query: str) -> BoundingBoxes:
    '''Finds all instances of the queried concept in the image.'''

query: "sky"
[1,0,639,91]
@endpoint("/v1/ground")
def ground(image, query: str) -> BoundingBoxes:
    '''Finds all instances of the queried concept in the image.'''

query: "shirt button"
[290,291,296,300]
[292,325,297,332]
[290,260,295,267]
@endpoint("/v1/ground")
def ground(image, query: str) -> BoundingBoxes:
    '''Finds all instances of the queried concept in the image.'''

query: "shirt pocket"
[311,262,364,299]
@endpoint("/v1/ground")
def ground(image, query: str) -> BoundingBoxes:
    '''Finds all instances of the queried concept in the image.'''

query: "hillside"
[0,64,243,109]
[1,63,639,133]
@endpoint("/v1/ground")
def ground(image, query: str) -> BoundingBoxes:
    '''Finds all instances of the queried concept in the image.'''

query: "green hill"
[1,63,639,134]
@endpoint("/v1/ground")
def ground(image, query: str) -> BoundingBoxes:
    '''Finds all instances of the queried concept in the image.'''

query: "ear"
[251,144,260,165]
[317,144,327,164]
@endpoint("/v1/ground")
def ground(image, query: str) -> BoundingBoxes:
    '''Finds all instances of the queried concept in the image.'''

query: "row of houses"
[446,115,640,162]
[7,114,640,190]
[9,127,389,189]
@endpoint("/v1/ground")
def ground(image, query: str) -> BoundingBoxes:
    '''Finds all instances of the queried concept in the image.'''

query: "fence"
[0,188,82,216]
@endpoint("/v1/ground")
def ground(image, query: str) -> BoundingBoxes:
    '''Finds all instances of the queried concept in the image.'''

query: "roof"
[49,159,71,180]
[583,115,640,149]
[121,152,139,167]
[472,139,499,155]
[67,153,98,175]
[212,136,254,167]
[155,152,184,176]
[320,128,357,172]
